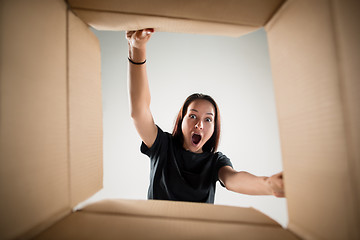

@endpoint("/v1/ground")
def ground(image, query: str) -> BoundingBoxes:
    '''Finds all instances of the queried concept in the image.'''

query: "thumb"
[136,28,154,40]
[144,28,154,34]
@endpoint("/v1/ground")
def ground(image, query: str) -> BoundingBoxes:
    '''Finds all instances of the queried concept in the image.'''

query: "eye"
[189,114,196,119]
[205,117,212,122]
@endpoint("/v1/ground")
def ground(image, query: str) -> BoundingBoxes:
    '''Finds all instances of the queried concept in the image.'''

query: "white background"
[81,28,288,227]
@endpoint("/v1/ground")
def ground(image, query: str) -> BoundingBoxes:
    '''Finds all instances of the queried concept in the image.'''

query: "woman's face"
[181,99,215,153]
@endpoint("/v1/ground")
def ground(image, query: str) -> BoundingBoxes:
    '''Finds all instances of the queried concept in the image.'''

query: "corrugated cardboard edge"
[71,9,259,37]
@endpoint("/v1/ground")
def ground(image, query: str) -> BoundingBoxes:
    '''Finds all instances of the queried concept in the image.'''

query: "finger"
[274,177,284,190]
[133,29,144,40]
[270,176,284,192]
[275,172,283,179]
[144,29,154,41]
[134,29,154,40]
[144,28,155,34]
[140,29,152,39]
[274,191,285,198]
[126,31,135,39]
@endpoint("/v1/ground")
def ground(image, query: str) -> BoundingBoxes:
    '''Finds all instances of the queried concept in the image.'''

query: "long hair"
[172,93,221,153]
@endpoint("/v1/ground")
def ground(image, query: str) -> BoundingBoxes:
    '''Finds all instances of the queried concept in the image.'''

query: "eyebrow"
[189,109,214,116]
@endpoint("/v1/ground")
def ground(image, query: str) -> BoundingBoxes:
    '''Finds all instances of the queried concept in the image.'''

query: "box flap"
[35,199,299,240]
[81,199,280,226]
[68,11,103,207]
[67,0,286,36]
[71,10,259,37]
[265,0,360,239]
[0,0,69,239]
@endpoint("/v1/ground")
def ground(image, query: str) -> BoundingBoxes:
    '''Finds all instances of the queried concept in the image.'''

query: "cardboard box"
[0,0,359,239]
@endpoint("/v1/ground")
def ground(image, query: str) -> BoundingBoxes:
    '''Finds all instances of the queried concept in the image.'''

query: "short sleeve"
[140,126,169,160]
[215,152,233,188]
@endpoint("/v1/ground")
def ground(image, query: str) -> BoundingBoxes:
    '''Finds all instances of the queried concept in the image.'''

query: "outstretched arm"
[218,166,285,197]
[126,29,157,148]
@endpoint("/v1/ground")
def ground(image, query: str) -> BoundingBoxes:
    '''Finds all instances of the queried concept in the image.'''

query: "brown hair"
[172,93,221,153]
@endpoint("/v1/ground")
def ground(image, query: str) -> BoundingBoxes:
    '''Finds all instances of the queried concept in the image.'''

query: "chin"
[191,145,203,153]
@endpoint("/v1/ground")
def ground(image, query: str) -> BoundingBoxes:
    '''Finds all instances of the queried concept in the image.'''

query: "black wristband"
[128,57,146,65]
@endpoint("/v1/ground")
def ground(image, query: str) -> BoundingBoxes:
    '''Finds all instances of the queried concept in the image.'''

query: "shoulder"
[154,125,173,142]
[214,151,233,168]
[141,125,172,155]
[214,151,229,160]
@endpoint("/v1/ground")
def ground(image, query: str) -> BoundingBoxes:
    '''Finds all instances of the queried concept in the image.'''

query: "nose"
[195,120,203,129]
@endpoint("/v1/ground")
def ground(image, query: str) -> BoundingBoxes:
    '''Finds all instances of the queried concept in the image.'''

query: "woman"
[126,28,285,203]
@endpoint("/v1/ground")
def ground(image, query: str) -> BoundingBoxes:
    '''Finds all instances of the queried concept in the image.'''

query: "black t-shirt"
[141,126,233,204]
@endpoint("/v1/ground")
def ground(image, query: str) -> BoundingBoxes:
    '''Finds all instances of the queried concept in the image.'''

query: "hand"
[269,172,285,197]
[126,28,154,50]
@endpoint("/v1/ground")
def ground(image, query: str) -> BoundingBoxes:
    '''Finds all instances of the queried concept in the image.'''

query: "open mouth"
[192,133,201,145]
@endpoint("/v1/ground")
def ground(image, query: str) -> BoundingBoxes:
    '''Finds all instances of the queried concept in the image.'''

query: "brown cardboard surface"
[266,0,360,239]
[2,0,358,239]
[332,0,360,227]
[68,0,285,27]
[71,10,259,37]
[68,11,103,207]
[35,212,297,240]
[0,0,69,239]
[35,200,299,240]
[67,0,286,36]
[81,199,280,226]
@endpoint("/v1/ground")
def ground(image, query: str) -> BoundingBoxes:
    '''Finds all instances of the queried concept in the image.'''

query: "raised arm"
[219,166,285,197]
[126,29,157,148]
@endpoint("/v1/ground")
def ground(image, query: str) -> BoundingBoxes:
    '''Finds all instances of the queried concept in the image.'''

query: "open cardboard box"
[0,0,359,239]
